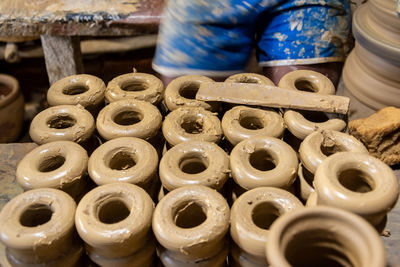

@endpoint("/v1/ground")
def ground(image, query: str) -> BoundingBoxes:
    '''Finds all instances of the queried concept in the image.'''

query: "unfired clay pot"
[222,106,285,146]
[152,185,229,265]
[96,99,162,141]
[342,0,400,110]
[266,206,386,267]
[279,70,346,140]
[16,141,89,199]
[308,152,399,229]
[230,187,303,266]
[29,104,95,145]
[164,75,219,111]
[75,183,155,266]
[159,141,229,191]
[47,74,106,115]
[88,137,158,193]
[0,73,24,143]
[105,72,164,105]
[230,136,298,190]
[0,188,82,266]
[162,107,223,147]
[299,130,368,174]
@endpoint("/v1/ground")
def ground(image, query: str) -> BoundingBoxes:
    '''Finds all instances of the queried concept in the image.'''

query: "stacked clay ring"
[225,73,275,86]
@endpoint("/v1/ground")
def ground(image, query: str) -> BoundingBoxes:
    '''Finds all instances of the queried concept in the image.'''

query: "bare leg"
[263,62,343,88]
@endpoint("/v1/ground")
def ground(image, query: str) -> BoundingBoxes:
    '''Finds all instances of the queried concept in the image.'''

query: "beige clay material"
[162,107,222,147]
[279,70,346,140]
[230,136,298,190]
[222,106,285,145]
[225,73,275,86]
[164,75,218,111]
[159,141,229,191]
[266,206,386,267]
[88,137,158,190]
[230,242,268,267]
[75,183,154,259]
[96,99,162,141]
[0,188,77,264]
[297,163,315,202]
[105,72,164,105]
[159,242,229,267]
[230,187,303,262]
[29,104,95,145]
[349,106,400,165]
[311,152,399,227]
[283,110,346,140]
[152,185,230,260]
[47,74,106,115]
[0,73,24,143]
[278,70,335,95]
[88,236,156,267]
[16,141,88,197]
[299,130,368,174]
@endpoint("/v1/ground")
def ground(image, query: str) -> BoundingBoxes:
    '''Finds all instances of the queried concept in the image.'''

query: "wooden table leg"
[40,35,84,85]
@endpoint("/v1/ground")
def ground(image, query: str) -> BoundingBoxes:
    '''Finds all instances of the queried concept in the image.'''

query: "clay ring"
[222,106,284,145]
[159,141,229,191]
[105,72,164,105]
[230,187,303,259]
[230,136,298,190]
[299,130,368,174]
[313,152,399,226]
[16,141,88,192]
[162,107,222,147]
[88,137,158,189]
[0,188,76,263]
[152,185,230,259]
[225,73,275,86]
[47,74,106,114]
[29,105,95,144]
[278,70,335,95]
[75,183,154,259]
[164,75,217,111]
[96,99,162,141]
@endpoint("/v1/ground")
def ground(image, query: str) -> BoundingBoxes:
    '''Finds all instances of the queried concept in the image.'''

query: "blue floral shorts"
[153,0,352,76]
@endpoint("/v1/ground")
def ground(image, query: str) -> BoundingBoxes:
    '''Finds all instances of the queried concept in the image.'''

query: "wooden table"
[0,0,163,84]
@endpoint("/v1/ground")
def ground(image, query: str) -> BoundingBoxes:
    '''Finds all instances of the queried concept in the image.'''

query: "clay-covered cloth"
[153,0,352,76]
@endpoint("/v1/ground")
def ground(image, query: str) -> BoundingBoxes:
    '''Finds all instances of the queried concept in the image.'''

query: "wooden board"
[0,0,163,38]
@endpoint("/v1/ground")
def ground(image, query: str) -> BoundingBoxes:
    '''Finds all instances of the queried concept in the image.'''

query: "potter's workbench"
[0,0,163,84]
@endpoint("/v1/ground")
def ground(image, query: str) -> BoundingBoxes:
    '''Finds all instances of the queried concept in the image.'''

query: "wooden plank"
[196,82,350,114]
[0,0,163,38]
[41,35,84,84]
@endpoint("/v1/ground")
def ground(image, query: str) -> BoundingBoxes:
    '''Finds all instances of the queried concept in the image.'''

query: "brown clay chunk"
[349,106,400,165]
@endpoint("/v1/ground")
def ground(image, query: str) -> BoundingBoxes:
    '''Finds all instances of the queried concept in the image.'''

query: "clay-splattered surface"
[0,141,399,265]
[0,0,163,37]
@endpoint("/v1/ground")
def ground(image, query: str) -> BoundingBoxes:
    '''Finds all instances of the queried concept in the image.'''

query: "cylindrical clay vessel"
[266,206,386,267]
[47,74,106,115]
[0,188,82,266]
[153,185,230,266]
[164,75,219,112]
[16,141,89,199]
[96,98,162,141]
[230,187,303,266]
[75,183,155,267]
[162,107,223,147]
[230,136,298,190]
[0,73,24,143]
[159,141,230,192]
[308,152,399,229]
[29,104,95,145]
[222,106,285,146]
[88,137,159,195]
[279,70,346,140]
[105,72,164,105]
